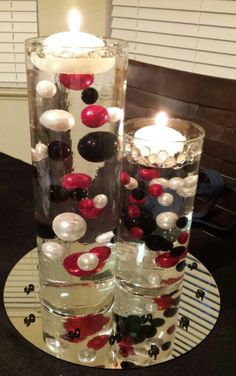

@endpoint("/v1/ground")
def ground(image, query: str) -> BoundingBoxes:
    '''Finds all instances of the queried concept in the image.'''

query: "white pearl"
[149,178,169,189]
[93,194,108,209]
[77,253,99,271]
[156,212,178,230]
[40,110,75,132]
[107,107,123,122]
[125,177,138,190]
[177,186,197,198]
[36,80,57,98]
[52,213,87,242]
[183,175,198,188]
[157,192,174,207]
[78,349,96,363]
[96,231,114,243]
[168,177,184,190]
[35,141,48,158]
[147,273,161,287]
[42,241,66,260]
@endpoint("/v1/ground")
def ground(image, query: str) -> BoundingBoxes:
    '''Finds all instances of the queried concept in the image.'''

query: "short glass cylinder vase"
[25,37,128,318]
[113,117,205,367]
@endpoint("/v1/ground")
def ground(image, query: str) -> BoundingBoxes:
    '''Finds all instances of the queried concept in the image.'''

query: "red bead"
[148,184,164,197]
[178,232,189,244]
[139,168,160,180]
[128,193,146,205]
[81,105,109,128]
[130,227,144,238]
[127,205,141,218]
[63,252,103,277]
[59,73,94,90]
[154,295,174,310]
[167,325,176,335]
[90,246,111,262]
[87,335,109,350]
[120,171,130,185]
[61,173,91,190]
[155,252,180,268]
[79,199,103,218]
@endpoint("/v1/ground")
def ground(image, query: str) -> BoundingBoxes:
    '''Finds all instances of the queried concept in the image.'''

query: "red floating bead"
[61,173,91,191]
[154,295,174,310]
[87,335,109,350]
[63,252,103,277]
[59,73,94,90]
[90,246,111,262]
[79,199,103,219]
[139,168,160,180]
[148,184,164,197]
[120,171,130,185]
[178,232,189,244]
[167,325,176,335]
[81,105,109,128]
[155,252,180,268]
[128,193,146,205]
[130,227,144,239]
[127,205,141,218]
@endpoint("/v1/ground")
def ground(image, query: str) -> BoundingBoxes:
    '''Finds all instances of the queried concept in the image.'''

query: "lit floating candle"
[134,112,186,157]
[31,9,115,74]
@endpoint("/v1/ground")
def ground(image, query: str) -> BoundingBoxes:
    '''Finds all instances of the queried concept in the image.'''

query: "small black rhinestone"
[131,188,145,200]
[81,87,98,104]
[176,261,186,272]
[176,216,188,228]
[108,335,116,345]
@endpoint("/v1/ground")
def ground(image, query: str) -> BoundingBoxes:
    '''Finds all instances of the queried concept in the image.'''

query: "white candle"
[134,112,186,157]
[31,9,115,74]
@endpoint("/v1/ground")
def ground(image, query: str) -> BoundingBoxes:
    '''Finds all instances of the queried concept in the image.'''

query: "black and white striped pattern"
[4,249,220,362]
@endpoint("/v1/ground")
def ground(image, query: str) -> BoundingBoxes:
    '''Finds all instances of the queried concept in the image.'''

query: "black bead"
[81,87,98,104]
[164,307,178,318]
[152,318,165,327]
[176,216,188,228]
[146,313,153,322]
[78,131,117,162]
[171,246,185,257]
[142,325,157,338]
[108,335,116,345]
[48,140,71,161]
[162,341,172,351]
[131,188,145,200]
[176,261,186,272]
[50,185,69,203]
[69,188,87,201]
[121,361,137,369]
[145,235,173,252]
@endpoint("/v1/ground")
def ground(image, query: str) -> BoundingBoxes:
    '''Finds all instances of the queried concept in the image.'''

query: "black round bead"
[176,261,186,272]
[121,361,137,369]
[78,131,117,162]
[146,313,153,322]
[131,188,145,200]
[176,216,188,228]
[152,318,165,327]
[69,188,87,201]
[81,87,98,104]
[164,307,178,318]
[162,341,172,351]
[48,140,71,161]
[145,235,173,252]
[108,335,116,345]
[50,185,69,203]
[171,246,185,257]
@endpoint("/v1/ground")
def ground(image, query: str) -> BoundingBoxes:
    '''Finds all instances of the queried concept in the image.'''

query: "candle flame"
[155,111,168,127]
[68,9,81,33]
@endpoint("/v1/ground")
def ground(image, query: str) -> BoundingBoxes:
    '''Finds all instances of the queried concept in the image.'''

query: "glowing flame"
[155,111,168,127]
[68,9,81,33]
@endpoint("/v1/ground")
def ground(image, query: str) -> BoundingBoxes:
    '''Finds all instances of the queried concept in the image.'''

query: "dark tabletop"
[0,152,235,376]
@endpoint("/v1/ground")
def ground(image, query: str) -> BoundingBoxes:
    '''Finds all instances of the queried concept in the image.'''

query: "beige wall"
[0,0,112,163]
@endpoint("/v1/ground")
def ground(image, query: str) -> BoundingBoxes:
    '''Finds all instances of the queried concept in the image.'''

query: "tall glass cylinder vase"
[112,116,204,368]
[25,37,128,333]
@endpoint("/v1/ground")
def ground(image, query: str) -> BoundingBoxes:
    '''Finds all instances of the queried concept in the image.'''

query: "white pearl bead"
[168,177,184,190]
[147,273,161,287]
[107,107,123,122]
[35,141,48,158]
[183,175,198,188]
[177,186,197,198]
[77,253,99,271]
[157,193,174,207]
[36,80,57,98]
[95,231,114,243]
[156,212,178,230]
[125,177,138,190]
[93,194,108,209]
[42,241,66,260]
[52,213,87,242]
[149,178,169,189]
[40,110,75,132]
[78,349,96,363]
